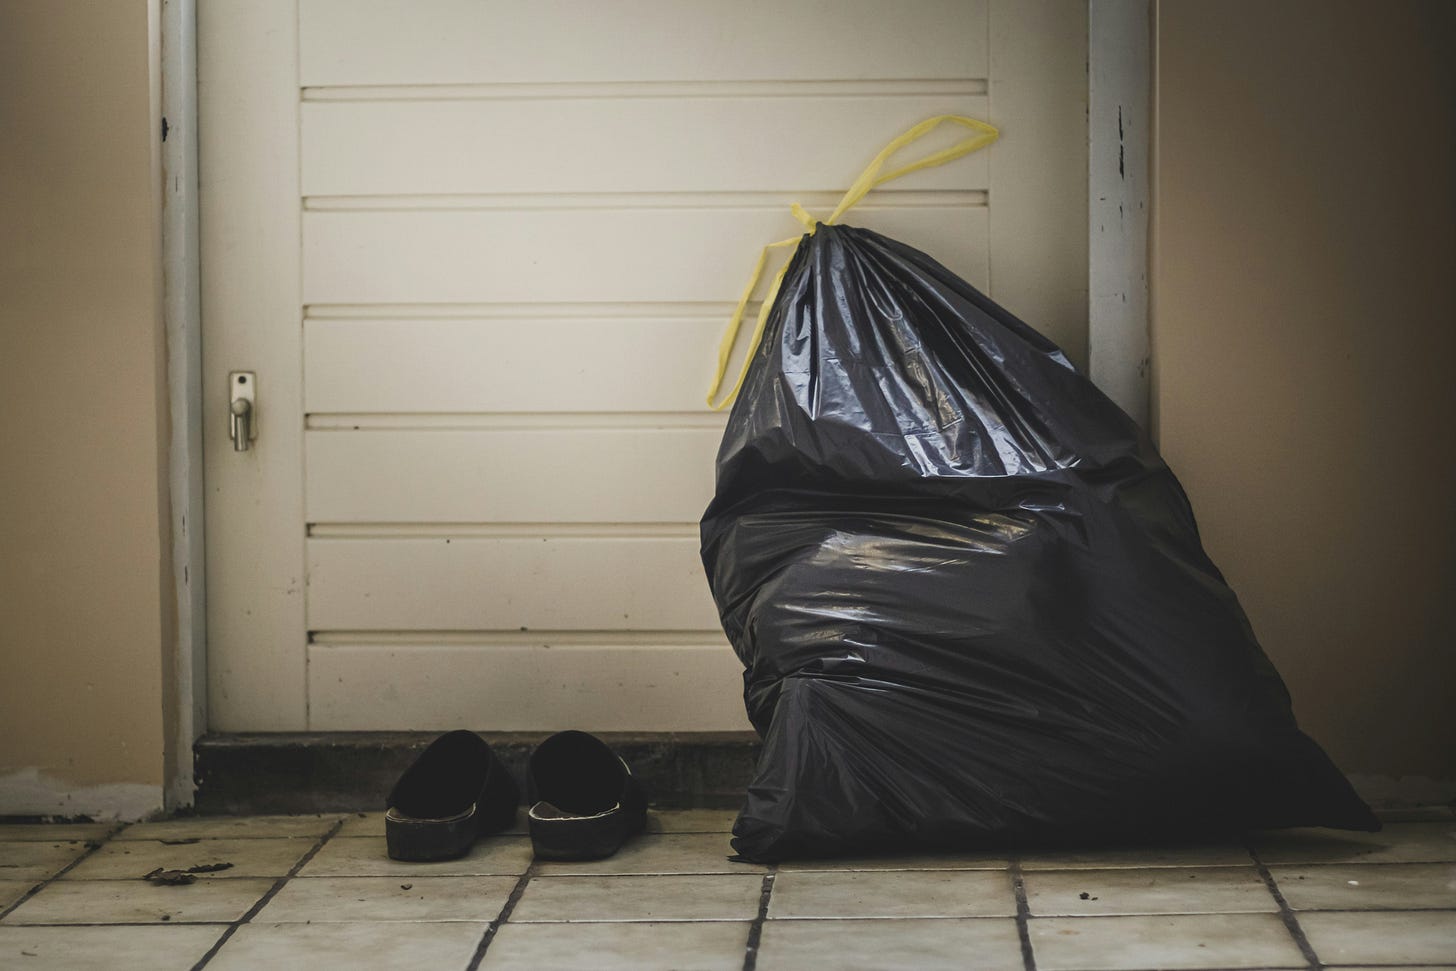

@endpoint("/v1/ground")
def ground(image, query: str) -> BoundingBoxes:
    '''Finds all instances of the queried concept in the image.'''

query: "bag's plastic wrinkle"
[700,224,1377,863]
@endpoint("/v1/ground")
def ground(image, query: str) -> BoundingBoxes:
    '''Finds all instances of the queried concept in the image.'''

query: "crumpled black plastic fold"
[700,224,1378,863]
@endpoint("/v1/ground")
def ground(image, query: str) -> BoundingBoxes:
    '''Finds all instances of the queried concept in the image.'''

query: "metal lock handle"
[229,371,256,451]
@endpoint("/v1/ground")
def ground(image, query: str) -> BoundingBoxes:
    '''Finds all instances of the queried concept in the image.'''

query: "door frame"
[160,0,206,811]
[159,0,1152,809]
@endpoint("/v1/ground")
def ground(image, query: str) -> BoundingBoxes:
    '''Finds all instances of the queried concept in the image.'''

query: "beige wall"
[0,0,172,818]
[1153,0,1456,793]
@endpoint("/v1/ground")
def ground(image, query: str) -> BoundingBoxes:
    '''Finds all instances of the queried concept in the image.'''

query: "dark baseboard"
[192,731,761,815]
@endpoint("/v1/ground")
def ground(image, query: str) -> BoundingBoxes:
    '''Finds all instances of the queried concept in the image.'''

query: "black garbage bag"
[700,222,1378,863]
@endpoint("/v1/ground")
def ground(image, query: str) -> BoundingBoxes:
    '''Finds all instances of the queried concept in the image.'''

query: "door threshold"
[193,731,760,815]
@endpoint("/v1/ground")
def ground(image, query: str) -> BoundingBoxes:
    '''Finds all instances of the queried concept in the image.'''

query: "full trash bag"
[699,221,1379,862]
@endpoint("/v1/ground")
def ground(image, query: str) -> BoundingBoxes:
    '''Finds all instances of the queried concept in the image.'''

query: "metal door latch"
[229,371,256,451]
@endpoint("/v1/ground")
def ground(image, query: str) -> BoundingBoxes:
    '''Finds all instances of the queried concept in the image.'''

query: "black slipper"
[527,730,647,860]
[386,730,519,861]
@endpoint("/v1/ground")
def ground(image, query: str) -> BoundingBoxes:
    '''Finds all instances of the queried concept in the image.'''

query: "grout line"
[359,905,1456,919]
[1247,842,1323,971]
[741,866,777,971]
[0,824,126,921]
[1009,857,1037,971]
[1,920,238,928]
[465,861,538,971]
[1245,904,1456,913]
[190,817,346,971]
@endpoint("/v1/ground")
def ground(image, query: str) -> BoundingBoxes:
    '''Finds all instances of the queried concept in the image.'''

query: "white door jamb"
[161,0,206,811]
[1088,0,1153,426]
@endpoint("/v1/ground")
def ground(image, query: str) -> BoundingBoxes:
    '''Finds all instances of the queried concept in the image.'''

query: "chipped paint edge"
[0,769,163,822]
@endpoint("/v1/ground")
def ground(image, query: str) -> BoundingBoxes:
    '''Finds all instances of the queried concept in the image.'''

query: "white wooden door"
[199,0,1087,733]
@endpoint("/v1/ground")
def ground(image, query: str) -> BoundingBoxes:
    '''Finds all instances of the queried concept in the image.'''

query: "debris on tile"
[1078,891,1099,900]
[186,863,234,874]
[142,861,234,885]
[400,883,413,890]
[143,868,196,886]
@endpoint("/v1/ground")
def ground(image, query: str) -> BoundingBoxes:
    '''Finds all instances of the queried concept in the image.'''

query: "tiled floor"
[0,812,1452,970]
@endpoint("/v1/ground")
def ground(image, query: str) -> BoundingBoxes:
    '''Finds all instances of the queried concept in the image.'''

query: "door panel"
[301,207,990,305]
[308,639,746,732]
[305,427,722,523]
[301,96,990,197]
[304,317,728,414]
[202,0,1087,731]
[306,534,717,631]
[298,0,989,86]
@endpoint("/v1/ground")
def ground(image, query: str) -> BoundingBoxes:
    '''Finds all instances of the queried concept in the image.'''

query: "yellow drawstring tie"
[706,114,999,410]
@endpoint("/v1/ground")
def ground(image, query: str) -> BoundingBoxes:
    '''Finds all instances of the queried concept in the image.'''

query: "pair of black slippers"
[384,729,647,862]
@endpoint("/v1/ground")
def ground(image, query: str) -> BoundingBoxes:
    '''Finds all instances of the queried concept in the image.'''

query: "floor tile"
[2,876,274,924]
[1298,910,1456,965]
[1024,865,1277,916]
[1275,862,1456,910]
[0,841,89,881]
[61,837,312,880]
[534,833,764,876]
[0,824,110,842]
[207,920,487,971]
[777,850,1008,872]
[480,920,750,971]
[1020,840,1253,870]
[645,809,739,834]
[0,880,34,911]
[1028,913,1307,970]
[333,812,386,838]
[1251,821,1456,865]
[116,814,341,841]
[336,811,527,838]
[511,873,762,922]
[0,924,223,970]
[756,916,1023,971]
[258,875,517,922]
[298,835,531,877]
[769,869,1015,919]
